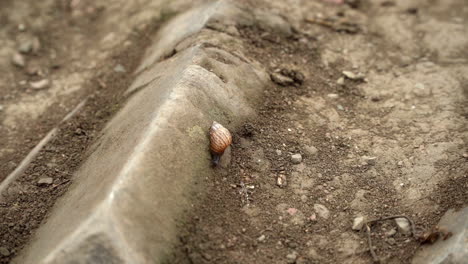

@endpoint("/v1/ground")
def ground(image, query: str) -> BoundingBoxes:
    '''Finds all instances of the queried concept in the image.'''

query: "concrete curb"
[412,207,468,264]
[13,1,289,263]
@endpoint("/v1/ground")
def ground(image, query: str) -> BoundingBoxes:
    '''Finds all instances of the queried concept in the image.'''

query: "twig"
[365,224,380,263]
[364,215,418,263]
[304,17,360,34]
[304,17,335,29]
[52,179,71,189]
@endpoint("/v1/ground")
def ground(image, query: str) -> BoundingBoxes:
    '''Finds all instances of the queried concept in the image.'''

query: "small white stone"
[257,235,266,242]
[114,64,126,73]
[291,154,302,164]
[395,218,411,235]
[304,145,318,156]
[286,252,298,263]
[30,79,50,90]
[277,174,287,187]
[385,229,397,237]
[18,23,26,31]
[352,216,366,231]
[327,93,339,99]
[337,77,345,85]
[276,149,282,156]
[314,204,330,219]
[362,156,377,165]
[37,177,53,186]
[11,52,25,67]
[342,71,356,79]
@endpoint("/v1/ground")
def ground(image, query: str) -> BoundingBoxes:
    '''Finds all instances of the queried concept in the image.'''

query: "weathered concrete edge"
[412,207,468,264]
[14,1,287,263]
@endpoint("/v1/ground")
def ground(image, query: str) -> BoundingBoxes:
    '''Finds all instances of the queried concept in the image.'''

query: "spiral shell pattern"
[209,121,232,154]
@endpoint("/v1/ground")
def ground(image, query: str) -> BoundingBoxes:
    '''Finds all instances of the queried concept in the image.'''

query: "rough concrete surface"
[13,1,269,263]
[413,207,468,264]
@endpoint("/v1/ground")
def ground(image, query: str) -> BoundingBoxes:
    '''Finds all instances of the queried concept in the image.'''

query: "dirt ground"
[171,0,468,263]
[0,0,193,262]
[0,0,467,263]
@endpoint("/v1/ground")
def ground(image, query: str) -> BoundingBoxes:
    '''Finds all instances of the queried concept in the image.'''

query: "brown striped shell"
[209,121,232,154]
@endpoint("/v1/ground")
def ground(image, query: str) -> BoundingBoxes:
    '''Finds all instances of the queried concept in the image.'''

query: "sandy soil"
[0,0,193,262]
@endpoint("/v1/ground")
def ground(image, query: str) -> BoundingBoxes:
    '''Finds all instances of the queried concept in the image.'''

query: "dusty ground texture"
[0,0,198,262]
[171,0,468,263]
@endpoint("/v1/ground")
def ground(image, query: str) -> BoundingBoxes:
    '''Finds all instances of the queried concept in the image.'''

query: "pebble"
[287,208,298,216]
[309,213,317,221]
[337,105,344,111]
[18,23,26,31]
[26,62,42,76]
[257,235,266,242]
[304,145,318,156]
[30,79,50,90]
[296,256,307,264]
[385,228,397,237]
[395,218,411,235]
[362,156,377,166]
[327,93,339,99]
[114,64,126,73]
[276,149,282,156]
[286,252,298,263]
[0,105,3,112]
[271,72,294,86]
[291,154,302,164]
[277,174,287,187]
[18,36,40,54]
[11,52,25,67]
[37,177,53,186]
[337,76,345,85]
[342,70,365,81]
[314,204,330,219]
[19,41,33,54]
[0,247,10,257]
[352,216,366,231]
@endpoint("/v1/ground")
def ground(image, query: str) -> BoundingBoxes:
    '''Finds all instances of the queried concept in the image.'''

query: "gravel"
[11,52,25,67]
[291,153,302,164]
[395,217,411,235]
[257,235,266,242]
[304,145,318,156]
[314,204,330,219]
[286,252,298,263]
[271,72,294,86]
[30,79,50,90]
[37,177,53,186]
[0,247,10,257]
[352,216,365,231]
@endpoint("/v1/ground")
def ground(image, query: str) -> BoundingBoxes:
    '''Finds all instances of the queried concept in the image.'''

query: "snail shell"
[209,121,232,155]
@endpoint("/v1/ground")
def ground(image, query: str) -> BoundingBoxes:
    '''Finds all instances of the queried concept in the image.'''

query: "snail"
[209,121,232,166]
